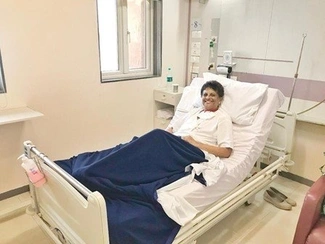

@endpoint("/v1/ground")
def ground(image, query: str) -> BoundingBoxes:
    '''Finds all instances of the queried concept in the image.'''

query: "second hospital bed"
[22,75,295,244]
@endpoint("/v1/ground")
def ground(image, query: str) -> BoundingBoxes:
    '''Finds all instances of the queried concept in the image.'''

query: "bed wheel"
[25,204,36,215]
[53,228,68,244]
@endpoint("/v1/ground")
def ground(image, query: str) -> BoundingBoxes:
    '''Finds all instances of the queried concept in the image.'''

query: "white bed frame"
[22,110,296,244]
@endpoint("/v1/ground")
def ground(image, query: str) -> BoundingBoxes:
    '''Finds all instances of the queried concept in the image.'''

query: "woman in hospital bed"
[55,80,233,244]
[166,80,233,159]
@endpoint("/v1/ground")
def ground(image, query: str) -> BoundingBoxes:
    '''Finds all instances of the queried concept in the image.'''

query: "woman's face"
[201,87,222,112]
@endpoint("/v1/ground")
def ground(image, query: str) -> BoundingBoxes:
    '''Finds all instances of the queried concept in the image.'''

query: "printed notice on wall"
[191,18,202,31]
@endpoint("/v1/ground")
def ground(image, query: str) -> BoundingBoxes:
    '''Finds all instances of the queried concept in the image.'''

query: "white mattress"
[157,87,285,226]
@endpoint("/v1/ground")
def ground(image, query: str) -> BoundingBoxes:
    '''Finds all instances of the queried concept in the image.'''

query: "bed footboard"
[24,141,109,244]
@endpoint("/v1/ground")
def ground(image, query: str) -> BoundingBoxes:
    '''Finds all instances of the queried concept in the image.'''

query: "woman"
[166,80,233,158]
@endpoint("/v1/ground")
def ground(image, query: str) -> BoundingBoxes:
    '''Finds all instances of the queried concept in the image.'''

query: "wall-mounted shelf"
[0,107,43,126]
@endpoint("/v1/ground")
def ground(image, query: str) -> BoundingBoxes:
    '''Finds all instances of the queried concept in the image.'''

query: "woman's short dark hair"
[200,80,224,98]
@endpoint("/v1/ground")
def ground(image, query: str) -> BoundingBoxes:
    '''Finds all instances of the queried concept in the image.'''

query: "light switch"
[192,66,199,73]
[191,31,202,38]
[192,42,201,49]
[191,56,200,63]
[191,48,200,56]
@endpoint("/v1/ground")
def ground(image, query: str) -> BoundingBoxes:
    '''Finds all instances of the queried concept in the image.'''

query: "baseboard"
[0,185,29,201]
[279,171,314,187]
[260,162,314,187]
[0,199,31,222]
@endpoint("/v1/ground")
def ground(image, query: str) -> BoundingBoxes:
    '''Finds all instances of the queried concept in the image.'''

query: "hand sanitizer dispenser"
[18,155,46,187]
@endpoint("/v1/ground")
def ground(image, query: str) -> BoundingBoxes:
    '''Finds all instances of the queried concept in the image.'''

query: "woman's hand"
[182,135,232,158]
[181,135,197,146]
[165,127,173,133]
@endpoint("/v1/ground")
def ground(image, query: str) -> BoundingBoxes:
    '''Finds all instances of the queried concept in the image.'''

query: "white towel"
[156,108,174,119]
[186,154,227,187]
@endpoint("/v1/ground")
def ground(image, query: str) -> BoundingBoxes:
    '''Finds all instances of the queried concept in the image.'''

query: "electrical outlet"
[211,36,218,43]
[191,72,199,80]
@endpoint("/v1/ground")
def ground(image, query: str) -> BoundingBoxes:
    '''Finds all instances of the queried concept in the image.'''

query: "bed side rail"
[173,155,287,244]
[24,141,91,198]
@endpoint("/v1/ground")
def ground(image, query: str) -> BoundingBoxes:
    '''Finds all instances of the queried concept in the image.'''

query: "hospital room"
[1,0,325,243]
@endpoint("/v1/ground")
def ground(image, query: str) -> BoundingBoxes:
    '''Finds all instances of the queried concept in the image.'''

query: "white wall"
[0,0,190,194]
[218,0,325,81]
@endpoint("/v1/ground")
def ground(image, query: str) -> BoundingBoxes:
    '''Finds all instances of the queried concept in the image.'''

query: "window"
[96,0,162,82]
[0,49,6,94]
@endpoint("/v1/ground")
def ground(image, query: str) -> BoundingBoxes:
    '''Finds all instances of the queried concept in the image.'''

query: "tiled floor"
[197,176,310,244]
[0,176,309,244]
[0,192,52,244]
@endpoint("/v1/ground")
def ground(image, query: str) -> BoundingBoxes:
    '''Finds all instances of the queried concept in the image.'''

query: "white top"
[173,107,233,149]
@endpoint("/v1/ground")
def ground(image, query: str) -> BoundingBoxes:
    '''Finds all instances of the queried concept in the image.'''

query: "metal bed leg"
[23,141,41,215]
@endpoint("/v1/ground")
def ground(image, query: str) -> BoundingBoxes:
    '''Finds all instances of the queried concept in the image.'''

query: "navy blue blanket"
[56,129,207,244]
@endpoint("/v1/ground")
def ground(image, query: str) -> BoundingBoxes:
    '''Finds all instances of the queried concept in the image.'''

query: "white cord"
[297,97,325,115]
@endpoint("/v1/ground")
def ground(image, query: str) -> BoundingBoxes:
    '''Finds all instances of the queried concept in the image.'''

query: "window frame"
[97,0,162,83]
[0,49,6,94]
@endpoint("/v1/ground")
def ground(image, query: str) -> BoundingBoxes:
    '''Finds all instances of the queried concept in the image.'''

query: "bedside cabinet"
[153,87,184,129]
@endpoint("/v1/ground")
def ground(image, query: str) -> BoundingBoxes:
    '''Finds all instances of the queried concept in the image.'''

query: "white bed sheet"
[157,87,285,226]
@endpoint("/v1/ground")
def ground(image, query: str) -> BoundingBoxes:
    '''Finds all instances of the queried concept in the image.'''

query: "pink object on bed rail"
[19,155,46,187]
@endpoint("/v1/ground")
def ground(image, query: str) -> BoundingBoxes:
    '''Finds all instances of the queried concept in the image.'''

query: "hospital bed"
[22,75,295,244]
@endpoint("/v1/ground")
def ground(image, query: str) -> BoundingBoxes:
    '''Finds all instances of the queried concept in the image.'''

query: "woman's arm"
[181,135,232,158]
[166,108,200,134]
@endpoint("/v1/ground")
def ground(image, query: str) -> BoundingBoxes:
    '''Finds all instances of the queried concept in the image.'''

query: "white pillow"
[176,86,201,112]
[188,77,206,88]
[185,73,268,125]
[202,73,233,87]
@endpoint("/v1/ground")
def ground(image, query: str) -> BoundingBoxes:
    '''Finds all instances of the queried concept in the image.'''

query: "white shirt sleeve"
[216,113,233,149]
